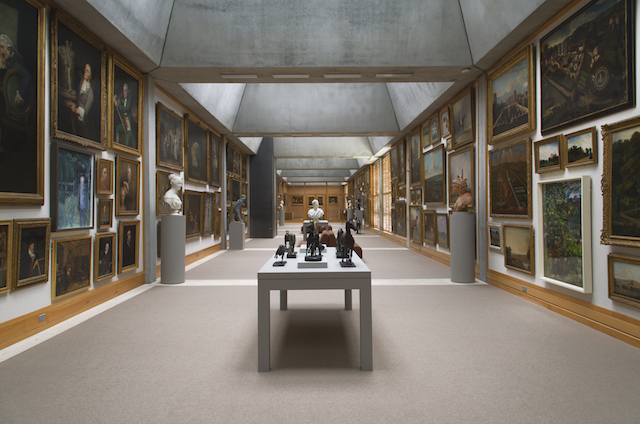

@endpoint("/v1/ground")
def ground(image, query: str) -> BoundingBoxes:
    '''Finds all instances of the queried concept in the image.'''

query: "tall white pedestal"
[161,214,186,284]
[450,211,475,283]
[229,221,245,250]
[279,209,285,226]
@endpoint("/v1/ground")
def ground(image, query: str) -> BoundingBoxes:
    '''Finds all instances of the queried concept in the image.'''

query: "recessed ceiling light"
[375,73,413,78]
[220,73,258,79]
[272,73,310,79]
[461,68,471,74]
[324,73,362,79]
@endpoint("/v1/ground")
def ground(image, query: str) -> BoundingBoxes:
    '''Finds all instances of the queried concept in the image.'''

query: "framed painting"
[108,54,143,156]
[96,157,113,195]
[503,224,534,275]
[564,127,597,168]
[451,87,474,149]
[390,146,398,180]
[440,105,452,139]
[423,144,446,205]
[156,102,184,171]
[409,205,422,244]
[116,156,139,216]
[430,115,440,145]
[209,132,221,187]
[50,142,94,231]
[118,219,139,273]
[0,0,45,205]
[184,190,203,238]
[421,120,431,151]
[486,44,535,144]
[52,236,91,300]
[203,192,214,236]
[448,145,474,209]
[608,253,640,308]
[423,210,436,246]
[156,170,181,215]
[214,192,221,238]
[534,136,563,174]
[232,179,241,203]
[489,138,532,218]
[292,195,303,205]
[226,143,235,177]
[410,129,421,185]
[602,115,640,246]
[95,231,115,282]
[436,213,449,248]
[487,222,503,253]
[410,188,421,205]
[184,114,209,185]
[13,218,50,288]
[242,155,247,180]
[97,198,112,230]
[540,0,635,134]
[51,10,107,150]
[329,196,338,204]
[538,176,592,293]
[398,139,406,183]
[0,220,13,294]
[234,150,242,177]
[394,202,406,237]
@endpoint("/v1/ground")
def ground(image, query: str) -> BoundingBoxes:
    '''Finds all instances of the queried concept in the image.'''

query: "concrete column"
[143,74,157,284]
[249,137,277,238]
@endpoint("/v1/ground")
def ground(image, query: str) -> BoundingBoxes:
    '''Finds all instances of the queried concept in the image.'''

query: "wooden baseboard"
[156,243,223,278]
[0,272,145,350]
[487,270,640,348]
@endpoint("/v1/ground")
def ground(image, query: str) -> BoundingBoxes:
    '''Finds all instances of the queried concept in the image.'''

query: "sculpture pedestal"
[229,221,245,250]
[347,210,354,221]
[355,210,364,222]
[450,211,475,283]
[279,209,285,226]
[161,214,186,284]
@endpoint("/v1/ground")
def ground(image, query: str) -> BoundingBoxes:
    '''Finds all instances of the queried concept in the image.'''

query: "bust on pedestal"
[230,195,246,250]
[449,175,475,283]
[161,174,186,284]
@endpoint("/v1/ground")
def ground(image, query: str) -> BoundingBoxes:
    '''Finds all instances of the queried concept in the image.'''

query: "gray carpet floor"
[1,223,639,423]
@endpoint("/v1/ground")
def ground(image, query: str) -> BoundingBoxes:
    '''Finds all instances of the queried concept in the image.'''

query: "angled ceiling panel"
[368,136,395,155]
[281,170,352,177]
[386,82,455,130]
[273,137,372,158]
[179,83,246,131]
[277,158,360,170]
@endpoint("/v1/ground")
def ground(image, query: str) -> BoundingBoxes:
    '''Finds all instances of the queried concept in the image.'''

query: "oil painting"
[184,190,202,238]
[423,210,436,246]
[109,55,143,156]
[203,192,214,236]
[394,202,405,237]
[52,236,91,300]
[608,253,640,308]
[210,133,221,187]
[0,220,13,294]
[14,218,50,288]
[96,157,113,195]
[489,138,532,218]
[534,136,563,174]
[118,219,138,273]
[487,222,503,252]
[185,115,209,185]
[156,102,184,171]
[451,88,474,149]
[116,156,139,216]
[564,127,597,167]
[95,231,115,282]
[504,224,534,275]
[423,144,445,204]
[97,198,112,230]
[410,205,421,244]
[436,213,449,248]
[410,130,421,185]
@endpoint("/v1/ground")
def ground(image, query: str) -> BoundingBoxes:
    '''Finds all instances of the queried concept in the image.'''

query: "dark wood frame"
[410,129,421,186]
[209,132,222,187]
[0,220,14,294]
[97,198,112,230]
[564,127,598,168]
[409,205,422,244]
[423,209,437,246]
[51,235,91,300]
[184,190,203,239]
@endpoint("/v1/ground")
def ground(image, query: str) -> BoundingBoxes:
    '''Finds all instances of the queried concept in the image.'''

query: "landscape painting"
[490,138,532,218]
[504,224,534,275]
[565,127,597,167]
[436,213,449,248]
[423,145,445,204]
[451,88,474,149]
[608,253,640,308]
[487,222,503,252]
[534,136,563,174]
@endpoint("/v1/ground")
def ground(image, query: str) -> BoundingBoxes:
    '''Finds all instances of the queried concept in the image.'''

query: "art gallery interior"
[1,0,640,422]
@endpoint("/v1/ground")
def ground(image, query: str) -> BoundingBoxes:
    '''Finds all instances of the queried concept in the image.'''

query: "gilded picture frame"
[489,138,532,219]
[564,127,598,168]
[421,120,431,151]
[95,157,113,195]
[13,218,50,288]
[423,209,437,246]
[534,135,563,174]
[430,115,440,146]
[184,190,203,239]
[487,222,503,253]
[440,105,451,139]
[52,235,91,301]
[390,146,398,180]
[209,132,221,187]
[451,87,474,149]
[118,219,139,274]
[97,198,112,230]
[108,54,143,156]
[410,128,421,186]
[448,145,474,209]
[95,231,116,282]
[156,102,184,171]
[394,202,406,237]
[436,213,449,248]
[409,205,422,244]
[51,9,107,150]
[423,144,446,205]
[0,0,46,205]
[0,220,14,294]
[115,156,140,216]
[608,253,640,308]
[214,191,221,238]
[503,224,534,275]
[486,44,535,145]
[203,192,214,236]
[398,139,406,184]
[184,114,209,185]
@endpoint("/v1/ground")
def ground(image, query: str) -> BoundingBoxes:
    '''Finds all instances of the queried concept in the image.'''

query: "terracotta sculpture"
[452,173,473,212]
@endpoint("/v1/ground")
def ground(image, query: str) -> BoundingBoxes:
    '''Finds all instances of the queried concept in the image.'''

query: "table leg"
[359,285,373,371]
[258,285,271,372]
[344,289,352,310]
[280,290,288,311]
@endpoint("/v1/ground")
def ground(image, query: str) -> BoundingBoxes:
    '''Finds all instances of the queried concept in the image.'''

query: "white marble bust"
[307,199,324,223]
[163,174,183,215]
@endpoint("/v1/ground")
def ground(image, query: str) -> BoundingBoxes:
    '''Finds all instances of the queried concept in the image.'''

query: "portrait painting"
[430,116,440,145]
[116,156,139,216]
[489,138,532,219]
[421,120,431,151]
[436,213,449,248]
[540,0,634,134]
[96,157,113,195]
[564,127,598,168]
[504,224,534,275]
[51,10,106,150]
[423,210,436,246]
[410,129,421,185]
[156,170,181,216]
[394,202,405,237]
[184,190,202,238]
[0,220,13,294]
[118,219,139,273]
[409,205,422,244]
[487,222,503,253]
[51,142,94,231]
[108,54,143,156]
[440,106,451,138]
[185,115,209,185]
[97,198,112,230]
[203,192,214,236]
[487,45,535,144]
[329,196,338,204]
[534,136,563,174]
[95,231,115,282]
[451,88,474,149]
[210,133,221,187]
[423,144,445,205]
[226,143,235,177]
[156,102,184,171]
[52,236,91,300]
[448,145,474,209]
[538,176,592,293]
[14,218,50,288]
[608,253,640,308]
[398,139,405,183]
[234,150,241,176]
[602,116,640,246]
[390,146,398,180]
[0,0,45,205]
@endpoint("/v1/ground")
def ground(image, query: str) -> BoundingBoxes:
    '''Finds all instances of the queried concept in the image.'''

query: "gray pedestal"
[347,210,354,221]
[161,214,186,284]
[450,211,475,283]
[355,210,364,222]
[279,209,285,226]
[229,221,245,250]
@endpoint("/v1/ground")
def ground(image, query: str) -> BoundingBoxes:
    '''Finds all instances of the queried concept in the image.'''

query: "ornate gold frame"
[115,156,140,217]
[95,231,116,283]
[0,220,14,294]
[503,224,535,275]
[184,114,210,185]
[13,218,50,288]
[108,54,144,156]
[118,219,139,274]
[51,236,92,301]
[156,102,184,171]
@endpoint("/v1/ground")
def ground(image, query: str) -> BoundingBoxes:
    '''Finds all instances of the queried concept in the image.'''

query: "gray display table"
[257,246,372,372]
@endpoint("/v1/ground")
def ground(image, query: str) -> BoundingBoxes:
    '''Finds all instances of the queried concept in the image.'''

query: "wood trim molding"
[0,272,145,350]
[487,270,640,348]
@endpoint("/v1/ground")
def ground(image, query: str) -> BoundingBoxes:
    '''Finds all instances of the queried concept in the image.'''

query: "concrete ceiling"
[52,0,575,183]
